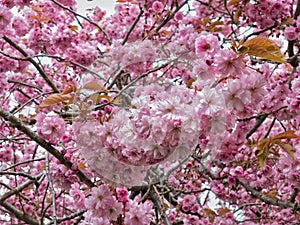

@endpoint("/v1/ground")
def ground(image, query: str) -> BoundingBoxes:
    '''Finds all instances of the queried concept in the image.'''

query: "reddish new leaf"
[39,94,72,108]
[82,81,108,93]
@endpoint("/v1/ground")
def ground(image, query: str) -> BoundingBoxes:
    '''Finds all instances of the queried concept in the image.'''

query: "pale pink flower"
[193,59,215,81]
[152,1,164,13]
[69,183,85,208]
[37,114,66,144]
[0,5,12,31]
[83,211,110,225]
[195,33,220,57]
[85,185,122,221]
[210,113,227,134]
[224,80,251,111]
[284,26,297,41]
[243,73,267,104]
[199,86,225,114]
[214,49,245,76]
[124,198,153,225]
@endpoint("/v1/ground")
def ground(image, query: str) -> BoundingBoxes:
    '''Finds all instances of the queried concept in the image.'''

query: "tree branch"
[238,179,299,210]
[287,0,300,67]
[1,201,40,225]
[2,36,59,93]
[290,188,299,203]
[0,109,95,188]
[122,5,144,45]
[50,0,112,45]
[46,153,57,225]
[0,173,44,205]
[155,0,189,33]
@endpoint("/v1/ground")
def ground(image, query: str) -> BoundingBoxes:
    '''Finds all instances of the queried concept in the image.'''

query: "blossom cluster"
[0,0,300,225]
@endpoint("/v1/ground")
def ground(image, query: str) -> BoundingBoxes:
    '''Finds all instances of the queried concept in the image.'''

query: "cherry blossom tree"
[0,0,300,224]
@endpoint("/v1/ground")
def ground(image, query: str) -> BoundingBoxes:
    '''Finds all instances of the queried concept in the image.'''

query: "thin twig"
[0,109,95,188]
[155,0,189,33]
[34,54,107,81]
[0,173,44,205]
[244,22,278,41]
[1,201,40,225]
[0,171,39,180]
[122,5,144,45]
[8,80,43,92]
[56,210,85,223]
[238,179,299,210]
[3,36,59,93]
[290,188,299,203]
[45,153,57,225]
[50,0,112,45]
[3,157,45,171]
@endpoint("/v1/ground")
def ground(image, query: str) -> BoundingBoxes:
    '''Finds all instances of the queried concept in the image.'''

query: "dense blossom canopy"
[0,0,300,224]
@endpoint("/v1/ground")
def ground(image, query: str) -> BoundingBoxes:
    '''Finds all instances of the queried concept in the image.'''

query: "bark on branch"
[0,109,95,188]
[238,179,299,210]
[3,36,59,93]
[1,201,40,225]
[0,173,44,205]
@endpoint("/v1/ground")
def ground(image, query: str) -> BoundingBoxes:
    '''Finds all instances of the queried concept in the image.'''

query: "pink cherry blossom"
[0,5,12,32]
[152,1,164,13]
[214,49,246,76]
[124,197,153,225]
[195,33,220,57]
[36,114,66,144]
[84,185,122,221]
[284,26,297,40]
[0,1,300,225]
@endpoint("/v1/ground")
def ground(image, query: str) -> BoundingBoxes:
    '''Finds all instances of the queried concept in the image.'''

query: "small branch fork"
[122,4,144,45]
[2,36,59,93]
[287,0,300,67]
[50,0,112,45]
[0,109,95,188]
[0,173,44,225]
[193,155,300,214]
[237,106,288,139]
[237,179,299,211]
[45,153,57,225]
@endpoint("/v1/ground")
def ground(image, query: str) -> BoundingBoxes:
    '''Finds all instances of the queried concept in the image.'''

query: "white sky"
[77,0,116,15]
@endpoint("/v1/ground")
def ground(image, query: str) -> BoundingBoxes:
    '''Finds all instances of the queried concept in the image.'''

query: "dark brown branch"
[3,36,59,93]
[155,0,189,33]
[8,80,43,92]
[287,0,300,67]
[3,157,45,171]
[238,179,299,210]
[1,201,40,225]
[45,153,57,225]
[122,5,144,45]
[0,173,44,205]
[294,0,300,19]
[290,188,299,203]
[242,106,288,139]
[0,171,39,180]
[0,109,95,188]
[244,22,279,41]
[34,54,107,81]
[56,210,85,223]
[50,0,112,45]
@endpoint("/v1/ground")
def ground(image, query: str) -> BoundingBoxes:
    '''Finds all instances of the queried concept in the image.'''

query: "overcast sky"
[77,0,116,15]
